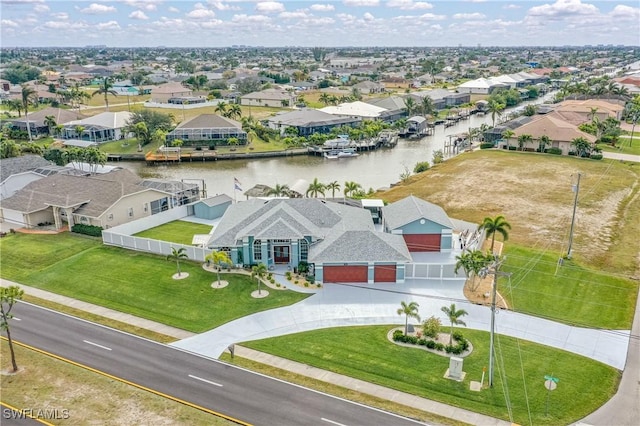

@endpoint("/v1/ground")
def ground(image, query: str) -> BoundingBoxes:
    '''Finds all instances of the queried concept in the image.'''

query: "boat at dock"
[324,148,359,159]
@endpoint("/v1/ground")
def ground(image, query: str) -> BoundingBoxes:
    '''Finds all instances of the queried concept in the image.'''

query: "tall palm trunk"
[6,326,18,372]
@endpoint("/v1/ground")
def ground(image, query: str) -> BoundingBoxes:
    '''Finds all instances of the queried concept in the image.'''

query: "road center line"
[83,340,112,351]
[321,418,348,426]
[188,374,223,387]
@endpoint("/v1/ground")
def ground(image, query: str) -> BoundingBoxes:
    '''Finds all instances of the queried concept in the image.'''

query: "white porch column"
[65,207,75,229]
[52,206,61,229]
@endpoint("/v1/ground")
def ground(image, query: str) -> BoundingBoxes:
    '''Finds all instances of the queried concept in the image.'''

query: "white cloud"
[51,12,69,19]
[453,13,486,20]
[503,4,521,10]
[363,12,375,21]
[129,10,149,20]
[1,19,19,27]
[528,0,599,19]
[279,10,310,19]
[95,20,122,30]
[33,4,49,13]
[609,5,640,21]
[232,14,272,23]
[168,6,180,13]
[43,20,90,30]
[386,0,433,10]
[206,1,240,11]
[122,1,160,11]
[343,0,379,7]
[310,4,335,12]
[186,8,216,19]
[80,3,117,15]
[255,1,285,14]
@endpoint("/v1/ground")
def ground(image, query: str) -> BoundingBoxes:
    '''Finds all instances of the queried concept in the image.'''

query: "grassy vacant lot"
[134,220,214,245]
[500,245,637,329]
[243,326,619,426]
[378,150,640,277]
[1,341,233,425]
[0,233,308,332]
[97,138,144,155]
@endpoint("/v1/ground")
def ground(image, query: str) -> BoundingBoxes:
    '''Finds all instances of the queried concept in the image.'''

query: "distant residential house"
[353,80,386,94]
[10,107,85,137]
[266,109,359,136]
[240,88,297,108]
[502,112,597,154]
[61,111,133,143]
[457,78,508,95]
[555,99,625,123]
[366,96,408,121]
[320,100,387,120]
[150,82,192,103]
[0,169,183,230]
[166,114,247,146]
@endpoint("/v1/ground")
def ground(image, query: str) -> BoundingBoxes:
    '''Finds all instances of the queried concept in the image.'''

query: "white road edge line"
[188,374,223,387]
[13,317,21,321]
[321,418,348,426]
[83,340,112,351]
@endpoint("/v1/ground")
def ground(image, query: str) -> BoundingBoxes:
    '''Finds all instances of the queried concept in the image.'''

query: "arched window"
[253,239,262,261]
[300,239,308,261]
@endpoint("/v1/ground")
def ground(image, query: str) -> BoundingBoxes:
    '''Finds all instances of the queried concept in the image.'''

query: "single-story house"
[165,114,247,146]
[61,111,133,143]
[366,96,408,122]
[381,195,454,252]
[10,107,85,137]
[150,82,193,103]
[555,99,625,123]
[502,112,597,154]
[0,169,196,230]
[266,109,360,136]
[320,101,387,120]
[240,89,297,108]
[353,80,386,94]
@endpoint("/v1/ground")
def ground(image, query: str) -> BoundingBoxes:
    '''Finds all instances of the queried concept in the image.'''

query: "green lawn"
[243,326,620,426]
[0,233,308,332]
[598,137,640,156]
[98,138,146,155]
[134,220,214,245]
[499,245,638,329]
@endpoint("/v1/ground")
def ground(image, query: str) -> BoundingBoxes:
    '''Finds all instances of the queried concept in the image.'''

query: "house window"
[253,239,262,261]
[107,214,114,221]
[128,208,134,217]
[300,239,308,262]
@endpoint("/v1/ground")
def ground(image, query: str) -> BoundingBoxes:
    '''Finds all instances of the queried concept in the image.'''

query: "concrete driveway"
[172,278,629,370]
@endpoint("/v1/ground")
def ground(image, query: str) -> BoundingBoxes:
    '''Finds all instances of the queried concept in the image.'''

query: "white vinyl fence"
[405,263,459,280]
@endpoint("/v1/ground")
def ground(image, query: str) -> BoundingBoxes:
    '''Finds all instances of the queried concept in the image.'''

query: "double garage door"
[323,265,396,283]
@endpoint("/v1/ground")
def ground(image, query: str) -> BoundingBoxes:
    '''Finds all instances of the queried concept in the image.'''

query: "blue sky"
[1,0,639,47]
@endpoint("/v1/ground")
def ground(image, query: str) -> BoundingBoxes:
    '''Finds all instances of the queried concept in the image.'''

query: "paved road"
[9,302,426,426]
[0,403,49,426]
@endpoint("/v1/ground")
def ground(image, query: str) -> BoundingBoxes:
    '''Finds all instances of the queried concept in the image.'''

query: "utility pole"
[482,256,510,388]
[567,173,581,259]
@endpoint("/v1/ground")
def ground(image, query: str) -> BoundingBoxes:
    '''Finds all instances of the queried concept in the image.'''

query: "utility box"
[444,356,466,382]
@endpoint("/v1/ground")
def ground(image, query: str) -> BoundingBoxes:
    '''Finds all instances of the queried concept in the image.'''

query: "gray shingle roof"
[207,198,373,247]
[11,107,85,127]
[267,109,355,127]
[309,230,411,263]
[382,195,454,230]
[1,169,154,217]
[198,194,233,207]
[0,155,53,183]
[174,114,242,129]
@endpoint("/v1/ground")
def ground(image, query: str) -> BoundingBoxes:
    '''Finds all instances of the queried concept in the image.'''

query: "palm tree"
[517,134,533,151]
[319,93,331,106]
[74,125,86,140]
[455,250,493,292]
[167,247,188,277]
[421,95,434,116]
[501,129,515,149]
[267,183,290,197]
[326,181,341,198]
[404,97,417,116]
[1,285,24,372]
[441,303,468,345]
[306,178,325,198]
[397,301,420,335]
[251,263,267,295]
[215,101,228,115]
[488,99,505,127]
[44,115,57,136]
[571,136,592,157]
[538,135,551,153]
[343,181,362,199]
[91,77,118,111]
[479,215,511,253]
[205,250,233,285]
[6,99,23,117]
[21,85,37,142]
[227,103,242,120]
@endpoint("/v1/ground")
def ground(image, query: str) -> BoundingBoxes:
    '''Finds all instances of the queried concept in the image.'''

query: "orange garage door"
[403,234,441,252]
[323,265,368,283]
[374,264,396,282]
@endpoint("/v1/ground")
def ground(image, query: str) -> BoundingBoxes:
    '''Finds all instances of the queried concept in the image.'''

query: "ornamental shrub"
[71,224,103,237]
[590,153,603,160]
[547,147,562,155]
[393,330,404,341]
[413,161,430,173]
[480,142,494,149]
[422,316,441,338]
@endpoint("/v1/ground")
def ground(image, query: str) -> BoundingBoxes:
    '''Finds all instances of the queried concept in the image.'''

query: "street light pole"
[484,256,510,388]
[567,173,581,259]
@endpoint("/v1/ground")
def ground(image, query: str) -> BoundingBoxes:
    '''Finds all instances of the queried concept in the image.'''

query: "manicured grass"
[598,138,640,156]
[0,233,308,332]
[134,220,214,245]
[499,245,638,329]
[1,341,233,425]
[98,138,146,154]
[242,326,620,426]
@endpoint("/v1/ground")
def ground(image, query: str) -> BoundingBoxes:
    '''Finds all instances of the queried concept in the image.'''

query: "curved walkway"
[172,278,630,370]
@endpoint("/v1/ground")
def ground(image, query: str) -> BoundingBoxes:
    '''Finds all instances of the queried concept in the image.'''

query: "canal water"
[121,95,554,196]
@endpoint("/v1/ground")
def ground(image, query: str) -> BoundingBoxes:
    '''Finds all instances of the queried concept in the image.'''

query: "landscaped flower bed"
[391,329,472,356]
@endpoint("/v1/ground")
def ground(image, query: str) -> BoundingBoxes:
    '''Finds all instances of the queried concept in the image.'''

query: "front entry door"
[274,245,290,263]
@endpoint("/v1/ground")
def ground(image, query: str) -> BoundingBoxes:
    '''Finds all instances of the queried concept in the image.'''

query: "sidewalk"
[602,151,640,162]
[0,278,194,340]
[2,278,509,425]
